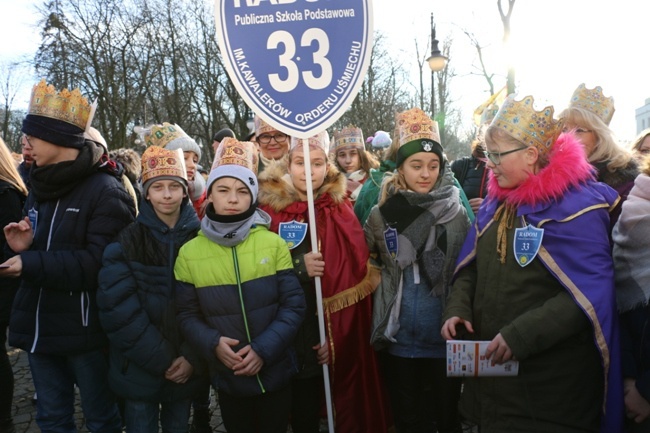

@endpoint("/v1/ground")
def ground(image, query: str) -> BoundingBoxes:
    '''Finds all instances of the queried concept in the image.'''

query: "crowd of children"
[3,78,650,433]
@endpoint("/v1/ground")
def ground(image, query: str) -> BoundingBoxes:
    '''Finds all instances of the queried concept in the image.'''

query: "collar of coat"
[486,132,596,208]
[257,159,348,212]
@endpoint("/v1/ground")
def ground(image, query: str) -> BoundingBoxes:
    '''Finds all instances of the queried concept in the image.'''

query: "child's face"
[147,179,186,219]
[208,177,252,215]
[336,147,361,173]
[183,151,198,181]
[398,152,440,194]
[289,147,328,200]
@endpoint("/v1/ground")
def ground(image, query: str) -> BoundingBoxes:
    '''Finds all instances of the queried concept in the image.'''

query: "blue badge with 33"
[384,227,398,260]
[514,224,544,267]
[279,220,308,250]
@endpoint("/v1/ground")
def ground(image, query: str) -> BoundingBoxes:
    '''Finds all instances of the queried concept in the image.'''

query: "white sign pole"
[214,3,374,431]
[301,137,335,433]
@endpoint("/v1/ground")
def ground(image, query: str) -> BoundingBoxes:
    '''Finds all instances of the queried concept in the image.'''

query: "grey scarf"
[201,208,271,247]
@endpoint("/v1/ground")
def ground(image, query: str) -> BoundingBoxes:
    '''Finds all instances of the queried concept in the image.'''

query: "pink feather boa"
[486,132,596,207]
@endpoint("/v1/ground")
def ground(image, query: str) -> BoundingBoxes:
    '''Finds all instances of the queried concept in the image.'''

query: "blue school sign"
[215,0,374,138]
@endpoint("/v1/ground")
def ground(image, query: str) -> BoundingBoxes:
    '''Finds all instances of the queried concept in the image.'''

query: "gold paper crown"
[28,79,95,131]
[254,115,276,135]
[395,108,440,147]
[290,131,330,155]
[211,137,259,173]
[568,83,615,126]
[141,146,188,185]
[145,123,190,148]
[473,85,507,126]
[331,126,364,154]
[492,95,560,155]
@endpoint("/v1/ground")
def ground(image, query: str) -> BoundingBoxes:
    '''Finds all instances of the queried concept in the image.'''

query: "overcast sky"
[2,0,648,142]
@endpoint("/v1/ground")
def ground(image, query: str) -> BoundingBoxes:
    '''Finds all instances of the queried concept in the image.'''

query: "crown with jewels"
[491,95,560,156]
[291,131,330,155]
[331,125,364,154]
[145,123,188,148]
[395,108,440,146]
[568,83,615,126]
[28,79,96,131]
[141,146,187,185]
[211,137,259,173]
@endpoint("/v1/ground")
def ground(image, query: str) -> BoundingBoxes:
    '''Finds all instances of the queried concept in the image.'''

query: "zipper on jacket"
[81,292,90,327]
[31,199,61,352]
[232,246,266,393]
[29,289,43,353]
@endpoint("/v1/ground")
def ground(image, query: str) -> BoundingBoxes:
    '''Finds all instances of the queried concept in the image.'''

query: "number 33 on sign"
[215,0,373,138]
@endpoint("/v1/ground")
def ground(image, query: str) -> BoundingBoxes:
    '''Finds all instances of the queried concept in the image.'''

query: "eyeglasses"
[483,146,528,165]
[22,135,34,148]
[257,133,288,145]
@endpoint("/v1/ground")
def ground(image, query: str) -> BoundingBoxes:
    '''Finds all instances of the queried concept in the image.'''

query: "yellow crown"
[395,108,440,146]
[331,126,364,154]
[290,131,330,155]
[28,79,95,131]
[145,123,189,148]
[212,137,259,173]
[492,95,560,156]
[568,83,615,126]
[141,146,188,185]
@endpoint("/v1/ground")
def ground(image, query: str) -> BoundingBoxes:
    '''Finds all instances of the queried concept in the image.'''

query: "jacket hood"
[487,132,596,207]
[257,159,347,212]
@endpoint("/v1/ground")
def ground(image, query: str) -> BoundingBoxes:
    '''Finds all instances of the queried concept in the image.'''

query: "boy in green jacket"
[174,137,305,433]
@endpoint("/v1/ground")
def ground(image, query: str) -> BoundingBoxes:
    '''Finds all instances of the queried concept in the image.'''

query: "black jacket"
[0,181,25,326]
[9,159,135,354]
[450,156,488,200]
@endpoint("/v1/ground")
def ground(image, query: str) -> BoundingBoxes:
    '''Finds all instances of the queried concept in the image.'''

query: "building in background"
[636,98,650,133]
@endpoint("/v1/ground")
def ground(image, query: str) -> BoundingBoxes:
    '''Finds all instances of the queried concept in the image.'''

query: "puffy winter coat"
[9,168,135,354]
[98,200,204,401]
[175,225,305,397]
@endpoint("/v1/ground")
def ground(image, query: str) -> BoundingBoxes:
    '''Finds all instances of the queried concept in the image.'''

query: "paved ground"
[10,346,476,433]
[9,346,226,433]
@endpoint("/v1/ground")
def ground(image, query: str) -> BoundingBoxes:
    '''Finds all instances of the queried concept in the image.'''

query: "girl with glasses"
[442,95,623,432]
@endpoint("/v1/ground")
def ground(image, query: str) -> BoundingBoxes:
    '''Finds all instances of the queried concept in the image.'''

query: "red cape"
[260,169,391,433]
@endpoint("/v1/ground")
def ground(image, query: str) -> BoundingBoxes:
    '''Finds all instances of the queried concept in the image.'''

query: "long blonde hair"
[0,137,28,196]
[559,106,632,172]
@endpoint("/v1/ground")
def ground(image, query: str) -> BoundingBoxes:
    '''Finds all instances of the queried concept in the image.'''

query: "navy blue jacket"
[9,167,135,354]
[98,199,205,402]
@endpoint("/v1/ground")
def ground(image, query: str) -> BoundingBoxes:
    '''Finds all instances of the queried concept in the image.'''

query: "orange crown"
[395,108,440,146]
[211,137,259,173]
[331,126,364,154]
[141,146,188,185]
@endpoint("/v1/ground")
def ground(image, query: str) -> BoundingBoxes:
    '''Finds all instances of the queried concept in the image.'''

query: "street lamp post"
[426,13,448,120]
